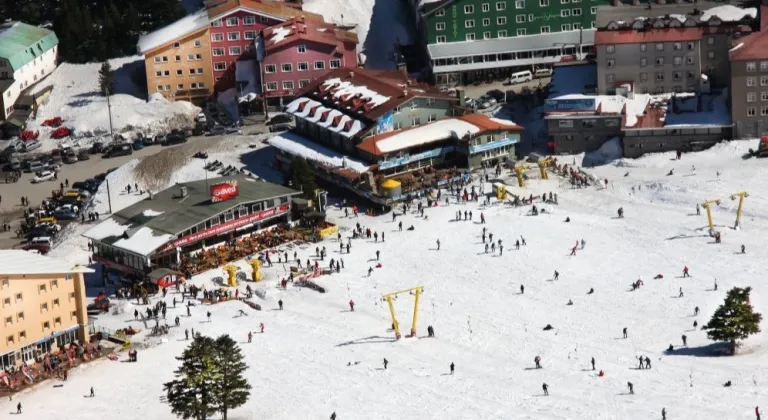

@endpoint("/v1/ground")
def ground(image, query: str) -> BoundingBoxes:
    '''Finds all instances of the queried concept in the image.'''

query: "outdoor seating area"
[386,167,465,194]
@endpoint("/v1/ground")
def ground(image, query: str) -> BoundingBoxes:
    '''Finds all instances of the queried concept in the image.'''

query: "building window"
[2,297,9,307]
[42,321,50,331]
[561,9,571,17]
[189,68,197,75]
[436,8,445,16]
[498,17,507,25]
[639,72,647,82]
[500,1,509,10]
[482,18,490,26]
[314,61,325,70]
[283,81,294,90]
[561,24,571,31]
[686,56,695,65]
[655,43,664,51]
[607,59,614,68]
[748,92,757,102]
[212,33,224,42]
[412,117,421,126]
[516,15,525,23]
[194,40,202,48]
[244,16,256,25]
[673,56,682,66]
[483,32,491,39]
[226,17,238,26]
[260,16,268,23]
[465,5,474,13]
[747,107,756,116]
[299,79,311,88]
[747,62,757,72]
[428,114,437,122]
[436,35,447,43]
[227,46,241,56]
[436,22,446,30]
[761,62,768,72]
[517,28,526,36]
[281,63,292,72]
[606,74,615,83]
[172,42,180,48]
[266,82,278,91]
[673,71,682,81]
[41,302,48,312]
[213,47,224,56]
[265,64,276,73]
[655,57,664,66]
[498,30,507,37]
[591,6,597,14]
[54,317,61,327]
[482,3,490,11]
[606,45,614,54]
[707,36,714,45]
[540,26,550,33]
[747,77,756,87]
[177,83,184,90]
[573,8,581,16]
[53,298,60,307]
[4,317,11,326]
[761,92,768,101]
[465,19,475,28]
[39,284,46,293]
[155,71,162,77]
[214,62,226,71]
[640,58,647,67]
[245,31,256,40]
[298,62,309,71]
[329,59,341,69]
[762,106,768,116]
[761,76,768,86]
[558,120,574,128]
[211,19,222,27]
[673,42,682,51]
[15,293,22,303]
[528,14,534,21]
[6,335,13,345]
[227,32,240,41]
[540,0,549,5]
[466,33,476,41]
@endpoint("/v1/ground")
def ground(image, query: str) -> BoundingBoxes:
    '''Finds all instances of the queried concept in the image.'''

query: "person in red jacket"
[756,406,761,420]
[683,266,690,277]
[349,300,355,312]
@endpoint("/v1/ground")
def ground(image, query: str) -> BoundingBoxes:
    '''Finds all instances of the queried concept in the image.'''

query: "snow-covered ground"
[9,139,768,419]
[25,56,199,151]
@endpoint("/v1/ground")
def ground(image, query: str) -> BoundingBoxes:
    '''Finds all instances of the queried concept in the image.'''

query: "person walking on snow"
[520,285,525,294]
[627,382,634,394]
[534,355,542,369]
[591,357,596,370]
[260,323,264,333]
[570,245,577,256]
[90,387,95,397]
[623,327,628,339]
[742,244,746,254]
[542,383,549,396]
[368,267,374,277]
[756,406,761,420]
[349,300,355,312]
[17,402,21,414]
[696,204,700,215]
[580,239,585,249]
[376,250,380,261]
[480,213,485,224]
[278,299,283,310]
[662,407,667,420]
[383,358,389,370]
[554,271,559,281]
[682,334,687,346]
[248,332,252,343]
[436,239,441,250]
[694,306,700,316]
[679,288,684,298]
[450,362,455,374]
[683,266,690,277]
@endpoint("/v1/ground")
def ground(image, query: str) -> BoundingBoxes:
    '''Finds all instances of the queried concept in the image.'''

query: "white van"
[510,70,533,85]
[534,68,553,78]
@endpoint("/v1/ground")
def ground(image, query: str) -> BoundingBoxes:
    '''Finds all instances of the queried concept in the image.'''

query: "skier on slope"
[534,355,542,369]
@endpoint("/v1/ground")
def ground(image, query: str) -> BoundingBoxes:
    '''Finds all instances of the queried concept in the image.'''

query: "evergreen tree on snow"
[163,336,218,420]
[290,157,317,199]
[98,62,115,95]
[212,334,251,420]
[702,287,762,354]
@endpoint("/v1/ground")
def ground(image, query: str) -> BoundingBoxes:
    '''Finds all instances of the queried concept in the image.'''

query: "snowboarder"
[499,244,503,255]
[90,387,95,397]
[618,207,624,218]
[682,266,690,277]
[714,279,718,291]
[693,320,698,329]
[450,362,455,374]
[349,300,355,312]
[248,332,252,343]
[368,267,374,277]
[591,357,595,371]
[682,334,687,346]
[570,245,577,256]
[623,327,628,339]
[383,358,389,370]
[485,244,489,253]
[542,383,549,396]
[696,204,700,215]
[534,355,542,369]
[587,288,594,295]
[567,299,573,306]
[645,356,651,369]
[398,221,403,231]
[278,299,283,310]
[627,382,634,394]
[187,306,191,317]
[553,271,559,281]
[436,239,441,250]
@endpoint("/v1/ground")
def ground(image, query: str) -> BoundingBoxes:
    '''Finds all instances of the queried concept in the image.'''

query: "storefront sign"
[159,204,290,252]
[264,89,294,98]
[545,98,596,111]
[210,180,239,202]
[469,136,520,154]
[378,146,455,170]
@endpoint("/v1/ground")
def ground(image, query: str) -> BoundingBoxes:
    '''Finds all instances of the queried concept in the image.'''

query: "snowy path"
[5,141,768,419]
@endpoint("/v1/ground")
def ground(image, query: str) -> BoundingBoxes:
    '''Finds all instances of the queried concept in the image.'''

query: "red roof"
[595,25,752,45]
[262,17,359,53]
[729,7,768,61]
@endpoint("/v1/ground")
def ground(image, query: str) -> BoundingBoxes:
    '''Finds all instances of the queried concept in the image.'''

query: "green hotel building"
[414,0,613,85]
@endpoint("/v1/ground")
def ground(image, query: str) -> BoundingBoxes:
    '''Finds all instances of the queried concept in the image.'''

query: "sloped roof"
[0,22,58,71]
[207,0,323,22]
[137,10,210,54]
[262,17,358,53]
[0,250,93,275]
[595,24,751,45]
[729,7,768,61]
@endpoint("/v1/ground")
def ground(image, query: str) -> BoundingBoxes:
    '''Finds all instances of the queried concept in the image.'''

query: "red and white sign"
[159,204,291,252]
[210,181,239,203]
[264,89,293,98]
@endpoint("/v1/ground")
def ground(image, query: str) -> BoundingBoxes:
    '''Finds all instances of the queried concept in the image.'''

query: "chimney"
[149,191,154,200]
[456,88,465,106]
[348,71,355,79]
[180,186,188,198]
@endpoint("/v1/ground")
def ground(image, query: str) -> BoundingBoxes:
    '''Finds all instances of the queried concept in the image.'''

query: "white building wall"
[1,45,58,119]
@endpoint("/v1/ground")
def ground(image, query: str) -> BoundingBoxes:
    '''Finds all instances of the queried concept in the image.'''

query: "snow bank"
[701,5,757,22]
[27,56,199,151]
[582,136,623,167]
[267,130,369,173]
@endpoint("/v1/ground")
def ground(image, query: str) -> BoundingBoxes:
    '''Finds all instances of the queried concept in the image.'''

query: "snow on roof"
[490,117,519,126]
[293,99,322,118]
[83,218,128,242]
[270,26,292,44]
[285,97,310,114]
[546,93,651,127]
[373,119,481,154]
[111,227,175,256]
[701,5,756,22]
[267,130,369,173]
[0,250,94,275]
[730,42,744,53]
[305,105,331,123]
[143,209,164,217]
[322,78,391,108]
[137,10,209,54]
[664,90,730,127]
[317,109,344,128]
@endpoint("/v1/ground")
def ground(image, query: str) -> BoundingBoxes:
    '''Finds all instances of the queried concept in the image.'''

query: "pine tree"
[212,335,251,420]
[163,336,219,420]
[290,156,317,199]
[99,62,115,95]
[703,287,762,354]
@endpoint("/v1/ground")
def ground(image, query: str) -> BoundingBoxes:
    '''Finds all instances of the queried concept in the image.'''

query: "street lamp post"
[104,87,114,139]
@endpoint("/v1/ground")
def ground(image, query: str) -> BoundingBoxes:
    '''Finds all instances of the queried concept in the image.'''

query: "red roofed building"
[594,3,754,95]
[256,17,359,100]
[729,6,768,139]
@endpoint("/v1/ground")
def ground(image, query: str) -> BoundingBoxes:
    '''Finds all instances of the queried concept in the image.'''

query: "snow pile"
[582,136,623,167]
[267,130,369,172]
[701,5,757,22]
[27,56,199,151]
[373,119,481,153]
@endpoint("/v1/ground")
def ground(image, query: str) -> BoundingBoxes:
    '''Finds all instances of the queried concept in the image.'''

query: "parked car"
[154,133,167,144]
[84,178,102,192]
[104,143,133,158]
[269,123,291,133]
[25,160,44,173]
[90,141,106,154]
[23,237,53,254]
[487,89,505,103]
[63,148,78,164]
[3,139,24,154]
[21,140,41,152]
[71,181,89,191]
[6,154,20,171]
[87,298,111,312]
[32,170,55,183]
[142,136,154,146]
[53,208,78,220]
[164,133,187,145]
[27,226,59,240]
[132,139,145,150]
[77,150,90,161]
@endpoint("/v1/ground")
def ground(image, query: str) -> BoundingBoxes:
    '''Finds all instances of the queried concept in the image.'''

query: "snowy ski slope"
[4,141,768,419]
